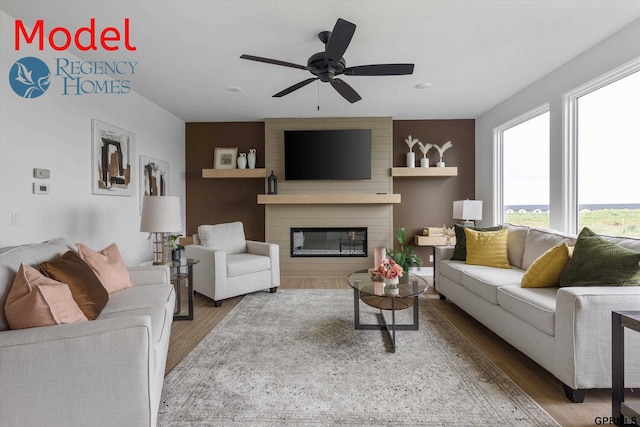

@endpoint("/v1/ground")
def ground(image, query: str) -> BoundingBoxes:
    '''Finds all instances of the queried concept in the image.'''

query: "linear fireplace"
[291,227,367,257]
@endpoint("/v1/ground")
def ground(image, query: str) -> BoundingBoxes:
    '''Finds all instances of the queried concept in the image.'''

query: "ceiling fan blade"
[330,78,361,103]
[240,54,308,70]
[273,78,318,98]
[325,18,356,62]
[342,64,415,76]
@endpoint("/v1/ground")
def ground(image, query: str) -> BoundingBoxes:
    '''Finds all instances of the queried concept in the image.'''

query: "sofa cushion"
[99,306,170,344]
[100,284,174,343]
[602,235,640,253]
[522,243,571,288]
[497,286,557,336]
[559,227,640,287]
[77,243,132,294]
[451,224,503,261]
[521,228,576,270]
[5,264,87,329]
[226,253,271,277]
[504,224,529,269]
[460,265,524,304]
[439,260,474,284]
[40,251,109,320]
[464,228,511,269]
[198,222,247,254]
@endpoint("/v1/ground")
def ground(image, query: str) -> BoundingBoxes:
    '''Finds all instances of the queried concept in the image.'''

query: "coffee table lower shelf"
[353,288,419,353]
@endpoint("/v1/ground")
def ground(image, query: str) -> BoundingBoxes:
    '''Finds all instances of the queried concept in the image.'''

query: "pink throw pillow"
[77,243,132,294]
[5,263,88,330]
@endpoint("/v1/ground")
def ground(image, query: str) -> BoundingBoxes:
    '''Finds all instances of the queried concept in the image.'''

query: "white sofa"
[0,238,175,427]
[185,221,280,306]
[435,225,640,402]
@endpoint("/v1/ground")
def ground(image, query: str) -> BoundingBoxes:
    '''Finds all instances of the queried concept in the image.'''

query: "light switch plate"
[33,168,50,179]
[33,182,49,194]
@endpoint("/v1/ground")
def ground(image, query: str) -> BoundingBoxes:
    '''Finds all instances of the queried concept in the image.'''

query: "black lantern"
[268,171,278,195]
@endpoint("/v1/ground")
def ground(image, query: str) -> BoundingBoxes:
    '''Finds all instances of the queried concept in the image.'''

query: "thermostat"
[33,168,50,179]
[33,182,50,194]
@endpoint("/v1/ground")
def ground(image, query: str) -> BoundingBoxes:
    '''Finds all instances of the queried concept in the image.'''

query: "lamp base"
[152,232,173,265]
[459,220,475,227]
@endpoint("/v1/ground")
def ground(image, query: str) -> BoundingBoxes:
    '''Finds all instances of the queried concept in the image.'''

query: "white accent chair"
[185,221,280,306]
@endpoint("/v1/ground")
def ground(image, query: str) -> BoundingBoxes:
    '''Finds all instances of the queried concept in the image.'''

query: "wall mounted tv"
[284,129,371,180]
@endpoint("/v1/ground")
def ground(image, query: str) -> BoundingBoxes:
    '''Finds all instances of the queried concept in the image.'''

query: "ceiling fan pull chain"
[317,80,320,111]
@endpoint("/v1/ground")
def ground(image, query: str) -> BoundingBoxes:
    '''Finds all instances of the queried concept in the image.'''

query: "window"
[567,64,640,237]
[495,106,550,228]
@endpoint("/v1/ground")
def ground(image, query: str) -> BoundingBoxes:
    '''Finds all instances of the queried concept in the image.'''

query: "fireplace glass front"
[290,227,367,257]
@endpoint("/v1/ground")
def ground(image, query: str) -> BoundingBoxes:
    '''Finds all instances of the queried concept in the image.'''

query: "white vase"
[420,157,429,168]
[436,160,445,167]
[248,149,256,169]
[406,152,415,168]
[237,153,247,169]
[384,277,399,286]
[384,278,399,296]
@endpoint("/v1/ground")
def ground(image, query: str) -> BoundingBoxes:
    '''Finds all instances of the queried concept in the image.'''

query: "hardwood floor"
[166,277,622,427]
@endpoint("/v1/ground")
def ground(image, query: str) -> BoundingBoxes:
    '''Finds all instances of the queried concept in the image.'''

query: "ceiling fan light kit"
[240,18,414,103]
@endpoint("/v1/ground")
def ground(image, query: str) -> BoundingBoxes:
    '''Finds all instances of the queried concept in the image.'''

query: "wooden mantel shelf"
[202,168,266,178]
[257,194,401,205]
[391,167,457,177]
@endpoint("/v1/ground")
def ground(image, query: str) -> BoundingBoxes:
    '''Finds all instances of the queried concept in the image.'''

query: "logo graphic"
[9,57,51,98]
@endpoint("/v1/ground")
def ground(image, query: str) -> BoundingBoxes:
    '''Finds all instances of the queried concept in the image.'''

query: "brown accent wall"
[185,122,265,241]
[392,120,476,267]
[185,119,475,270]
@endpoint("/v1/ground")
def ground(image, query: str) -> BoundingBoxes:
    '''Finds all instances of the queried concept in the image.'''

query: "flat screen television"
[284,129,371,180]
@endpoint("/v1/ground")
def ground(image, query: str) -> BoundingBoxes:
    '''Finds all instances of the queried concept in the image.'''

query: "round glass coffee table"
[347,270,429,352]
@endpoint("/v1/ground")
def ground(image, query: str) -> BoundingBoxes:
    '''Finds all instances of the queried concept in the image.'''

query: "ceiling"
[2,1,640,122]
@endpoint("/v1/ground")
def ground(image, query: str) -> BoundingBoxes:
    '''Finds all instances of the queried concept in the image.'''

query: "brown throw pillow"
[41,251,109,320]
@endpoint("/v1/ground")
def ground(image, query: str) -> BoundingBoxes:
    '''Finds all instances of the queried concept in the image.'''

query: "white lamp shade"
[453,200,483,221]
[140,196,182,233]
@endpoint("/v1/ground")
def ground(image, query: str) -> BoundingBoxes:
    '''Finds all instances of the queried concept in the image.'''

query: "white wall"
[475,19,640,231]
[0,11,186,265]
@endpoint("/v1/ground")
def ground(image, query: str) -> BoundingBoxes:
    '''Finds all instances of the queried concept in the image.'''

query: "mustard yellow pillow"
[521,243,570,288]
[464,228,511,269]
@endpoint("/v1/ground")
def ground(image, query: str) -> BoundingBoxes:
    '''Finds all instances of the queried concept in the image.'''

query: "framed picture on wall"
[91,119,135,196]
[139,155,169,212]
[214,147,238,169]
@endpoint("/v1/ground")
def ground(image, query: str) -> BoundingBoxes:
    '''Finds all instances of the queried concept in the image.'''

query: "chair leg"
[270,287,278,293]
[214,300,222,307]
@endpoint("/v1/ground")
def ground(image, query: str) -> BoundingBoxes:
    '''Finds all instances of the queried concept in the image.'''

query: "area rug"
[159,289,560,426]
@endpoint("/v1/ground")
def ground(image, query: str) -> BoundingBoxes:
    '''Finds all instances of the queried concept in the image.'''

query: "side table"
[414,235,455,294]
[612,311,640,426]
[171,258,199,321]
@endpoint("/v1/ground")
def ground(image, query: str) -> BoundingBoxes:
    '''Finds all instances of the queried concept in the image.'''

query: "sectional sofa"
[435,225,640,402]
[0,238,175,427]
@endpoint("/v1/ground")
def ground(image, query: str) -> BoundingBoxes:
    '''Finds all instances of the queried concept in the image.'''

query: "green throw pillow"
[451,224,503,261]
[559,227,640,287]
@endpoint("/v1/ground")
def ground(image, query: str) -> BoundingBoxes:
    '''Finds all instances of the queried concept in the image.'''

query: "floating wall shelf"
[390,167,458,177]
[202,168,266,178]
[257,194,401,205]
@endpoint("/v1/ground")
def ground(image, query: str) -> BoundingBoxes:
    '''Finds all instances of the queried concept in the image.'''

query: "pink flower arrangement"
[372,258,404,280]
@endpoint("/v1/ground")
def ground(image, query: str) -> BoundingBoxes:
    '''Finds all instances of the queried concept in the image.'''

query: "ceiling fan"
[240,18,414,103]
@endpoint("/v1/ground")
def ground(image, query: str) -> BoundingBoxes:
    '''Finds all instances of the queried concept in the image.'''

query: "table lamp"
[453,200,483,227]
[140,196,182,264]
